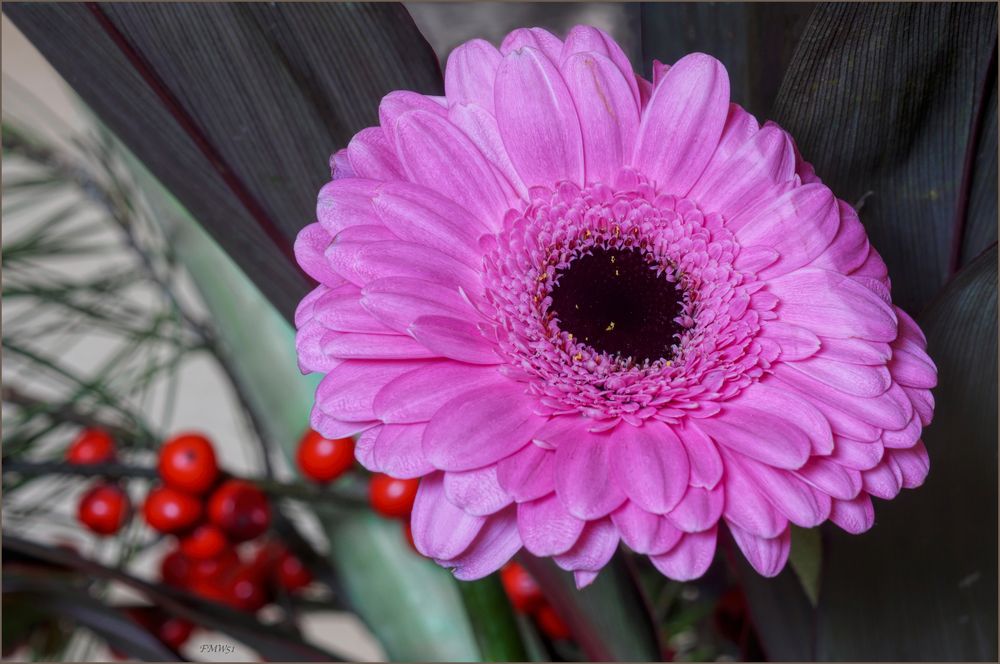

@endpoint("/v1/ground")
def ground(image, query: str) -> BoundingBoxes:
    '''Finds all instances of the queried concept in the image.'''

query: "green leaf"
[771,3,997,312]
[517,552,661,661]
[815,247,998,660]
[788,526,820,606]
[325,511,482,662]
[456,575,527,662]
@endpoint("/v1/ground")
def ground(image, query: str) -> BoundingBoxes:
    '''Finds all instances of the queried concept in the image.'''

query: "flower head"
[294,25,936,585]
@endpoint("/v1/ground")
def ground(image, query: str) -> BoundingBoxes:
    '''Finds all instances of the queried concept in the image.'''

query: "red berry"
[157,616,194,650]
[143,486,202,534]
[275,550,313,592]
[160,549,193,587]
[158,433,218,494]
[189,547,240,585]
[189,577,230,603]
[208,479,271,542]
[369,474,419,518]
[66,428,115,465]
[178,523,228,560]
[78,483,129,535]
[225,566,270,612]
[535,603,571,640]
[500,563,544,613]
[296,429,354,483]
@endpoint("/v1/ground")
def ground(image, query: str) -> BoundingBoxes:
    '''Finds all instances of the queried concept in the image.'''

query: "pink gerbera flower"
[294,25,936,586]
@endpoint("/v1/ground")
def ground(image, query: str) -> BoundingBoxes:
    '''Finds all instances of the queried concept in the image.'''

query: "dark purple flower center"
[548,248,686,363]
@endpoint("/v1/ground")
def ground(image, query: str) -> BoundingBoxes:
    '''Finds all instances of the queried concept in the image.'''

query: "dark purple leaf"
[3,2,442,321]
[771,2,997,313]
[816,246,998,660]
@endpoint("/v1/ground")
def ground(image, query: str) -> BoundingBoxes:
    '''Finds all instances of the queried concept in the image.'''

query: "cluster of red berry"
[500,562,571,641]
[68,428,312,653]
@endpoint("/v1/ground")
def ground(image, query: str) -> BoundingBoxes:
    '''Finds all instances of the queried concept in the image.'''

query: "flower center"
[548,248,685,363]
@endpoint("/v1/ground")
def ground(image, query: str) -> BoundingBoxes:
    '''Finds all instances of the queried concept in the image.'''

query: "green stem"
[456,576,529,662]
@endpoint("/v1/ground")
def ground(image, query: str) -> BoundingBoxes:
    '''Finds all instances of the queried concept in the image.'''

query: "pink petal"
[810,201,871,275]
[889,347,937,389]
[553,518,619,571]
[828,436,885,471]
[495,46,584,187]
[423,382,546,471]
[313,289,396,335]
[445,39,503,112]
[379,90,448,147]
[903,385,935,427]
[720,450,788,538]
[393,110,515,229]
[373,361,500,424]
[727,522,790,578]
[632,53,729,195]
[295,223,342,286]
[448,103,528,199]
[689,125,796,219]
[441,506,522,581]
[759,321,821,361]
[862,456,903,500]
[889,441,930,488]
[346,241,482,297]
[696,399,812,470]
[611,501,683,554]
[707,103,761,168]
[496,443,556,502]
[790,356,892,398]
[560,25,640,105]
[517,493,585,556]
[373,182,488,265]
[347,127,403,180]
[829,494,875,534]
[296,320,339,374]
[666,485,725,532]
[778,365,912,431]
[733,381,834,455]
[366,423,435,479]
[677,422,724,489]
[881,413,922,449]
[411,473,486,559]
[315,359,429,421]
[310,405,375,441]
[295,284,328,328]
[530,415,591,449]
[734,455,831,527]
[554,431,628,519]
[649,526,718,581]
[323,331,439,360]
[316,178,380,236]
[409,315,499,365]
[732,184,839,278]
[444,465,514,516]
[767,268,898,342]
[361,277,472,333]
[574,570,600,589]
[816,337,892,365]
[794,457,862,500]
[561,51,640,185]
[499,27,563,61]
[610,421,689,514]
